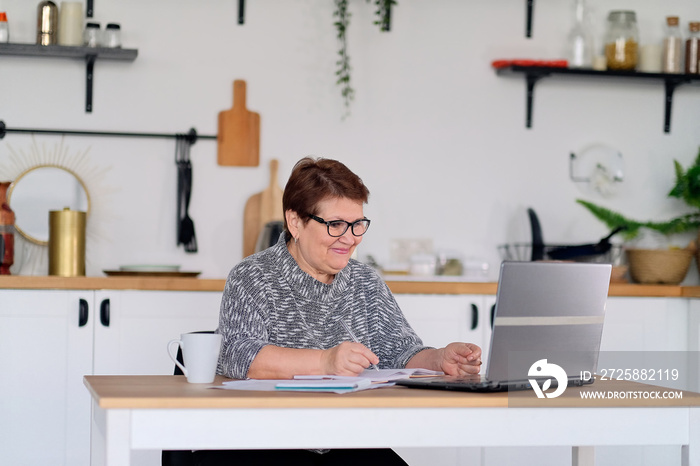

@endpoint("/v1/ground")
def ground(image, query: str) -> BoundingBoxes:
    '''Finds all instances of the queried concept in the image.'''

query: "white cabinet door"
[0,289,94,466]
[394,294,489,350]
[93,290,222,375]
[600,297,688,351]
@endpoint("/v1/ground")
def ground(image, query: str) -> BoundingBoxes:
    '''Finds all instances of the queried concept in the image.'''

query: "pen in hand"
[339,320,379,371]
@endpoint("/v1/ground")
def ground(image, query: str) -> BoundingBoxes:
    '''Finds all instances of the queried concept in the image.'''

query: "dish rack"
[498,243,623,264]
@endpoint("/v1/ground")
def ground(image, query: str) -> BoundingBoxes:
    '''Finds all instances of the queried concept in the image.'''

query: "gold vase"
[49,207,86,276]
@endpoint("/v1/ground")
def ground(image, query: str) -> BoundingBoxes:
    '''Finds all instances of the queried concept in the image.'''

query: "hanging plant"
[371,0,396,31]
[333,0,353,114]
[333,0,396,117]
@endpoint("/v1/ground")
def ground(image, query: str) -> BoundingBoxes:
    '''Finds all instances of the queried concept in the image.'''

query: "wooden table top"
[84,375,700,410]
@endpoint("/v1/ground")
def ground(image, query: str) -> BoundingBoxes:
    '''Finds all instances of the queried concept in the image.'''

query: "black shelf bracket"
[663,77,692,134]
[238,0,245,24]
[525,0,534,38]
[87,0,94,18]
[85,54,96,113]
[525,71,548,128]
[496,65,700,133]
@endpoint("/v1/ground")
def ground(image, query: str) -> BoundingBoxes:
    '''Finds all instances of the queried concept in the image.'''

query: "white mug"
[167,333,222,383]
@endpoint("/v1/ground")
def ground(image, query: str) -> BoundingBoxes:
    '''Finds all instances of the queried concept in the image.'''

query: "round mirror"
[7,166,90,245]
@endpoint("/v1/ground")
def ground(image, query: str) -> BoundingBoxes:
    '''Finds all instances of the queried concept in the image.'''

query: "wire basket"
[498,243,623,264]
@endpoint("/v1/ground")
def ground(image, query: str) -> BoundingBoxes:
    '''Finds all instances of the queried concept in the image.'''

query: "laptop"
[395,261,612,392]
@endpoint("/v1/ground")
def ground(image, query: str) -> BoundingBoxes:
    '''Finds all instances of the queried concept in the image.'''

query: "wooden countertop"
[0,275,697,297]
[84,375,700,409]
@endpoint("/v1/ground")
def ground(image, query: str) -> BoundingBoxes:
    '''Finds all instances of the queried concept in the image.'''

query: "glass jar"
[685,21,700,74]
[83,22,100,47]
[604,11,639,70]
[103,23,121,48]
[662,16,682,73]
[0,12,9,43]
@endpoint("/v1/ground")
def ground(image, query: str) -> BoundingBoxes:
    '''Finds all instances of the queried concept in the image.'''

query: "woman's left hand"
[437,343,482,376]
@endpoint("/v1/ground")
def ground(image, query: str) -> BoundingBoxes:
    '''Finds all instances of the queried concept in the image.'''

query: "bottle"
[567,0,593,68]
[83,22,100,47]
[604,11,639,70]
[103,23,121,48]
[662,16,682,73]
[0,12,9,43]
[36,1,58,46]
[686,21,700,74]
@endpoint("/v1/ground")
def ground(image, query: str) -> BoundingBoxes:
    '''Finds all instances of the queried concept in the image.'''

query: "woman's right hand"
[321,342,379,376]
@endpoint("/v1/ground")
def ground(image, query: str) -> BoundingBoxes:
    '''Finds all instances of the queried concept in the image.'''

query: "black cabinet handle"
[490,304,497,329]
[100,298,110,327]
[470,303,479,330]
[78,298,89,327]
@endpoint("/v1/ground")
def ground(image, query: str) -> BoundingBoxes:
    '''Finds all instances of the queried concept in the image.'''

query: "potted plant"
[576,147,700,284]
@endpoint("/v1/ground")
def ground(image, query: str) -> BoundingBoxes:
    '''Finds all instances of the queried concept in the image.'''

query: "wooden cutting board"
[243,159,284,257]
[217,80,260,166]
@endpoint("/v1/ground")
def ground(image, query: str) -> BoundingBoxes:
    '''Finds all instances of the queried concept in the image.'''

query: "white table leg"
[572,446,595,466]
[91,401,132,466]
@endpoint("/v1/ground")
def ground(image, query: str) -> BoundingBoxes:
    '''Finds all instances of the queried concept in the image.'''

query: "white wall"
[0,0,698,279]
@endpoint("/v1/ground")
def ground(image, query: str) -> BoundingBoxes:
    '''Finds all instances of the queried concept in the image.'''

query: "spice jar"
[0,12,9,43]
[662,16,683,73]
[103,23,121,48]
[604,11,639,70]
[686,21,700,74]
[83,22,100,47]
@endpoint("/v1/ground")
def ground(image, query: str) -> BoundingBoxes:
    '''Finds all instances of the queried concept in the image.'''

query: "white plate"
[119,265,181,272]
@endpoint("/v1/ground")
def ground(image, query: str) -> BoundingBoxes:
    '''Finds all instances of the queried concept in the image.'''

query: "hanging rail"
[0,121,217,145]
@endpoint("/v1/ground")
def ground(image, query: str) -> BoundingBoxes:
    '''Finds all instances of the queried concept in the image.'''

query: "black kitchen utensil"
[175,132,197,253]
[528,208,545,261]
[547,226,625,261]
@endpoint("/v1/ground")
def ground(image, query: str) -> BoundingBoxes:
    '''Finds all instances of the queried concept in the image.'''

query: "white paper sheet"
[214,368,443,394]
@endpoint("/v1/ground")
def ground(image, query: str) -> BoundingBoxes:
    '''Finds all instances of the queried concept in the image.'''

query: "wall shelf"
[495,65,700,133]
[0,43,138,113]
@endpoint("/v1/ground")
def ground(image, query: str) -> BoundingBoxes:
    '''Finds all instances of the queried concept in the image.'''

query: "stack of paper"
[217,368,443,394]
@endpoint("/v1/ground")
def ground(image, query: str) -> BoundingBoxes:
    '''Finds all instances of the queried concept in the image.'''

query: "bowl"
[626,248,693,284]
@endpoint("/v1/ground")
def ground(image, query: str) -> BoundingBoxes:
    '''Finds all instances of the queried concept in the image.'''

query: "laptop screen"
[485,261,612,383]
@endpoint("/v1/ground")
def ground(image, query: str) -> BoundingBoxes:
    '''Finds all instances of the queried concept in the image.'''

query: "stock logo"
[528,359,568,399]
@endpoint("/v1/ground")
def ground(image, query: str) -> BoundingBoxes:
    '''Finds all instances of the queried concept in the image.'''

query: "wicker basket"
[626,248,693,284]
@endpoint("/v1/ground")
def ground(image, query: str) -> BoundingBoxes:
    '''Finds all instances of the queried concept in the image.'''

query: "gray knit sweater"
[216,234,429,379]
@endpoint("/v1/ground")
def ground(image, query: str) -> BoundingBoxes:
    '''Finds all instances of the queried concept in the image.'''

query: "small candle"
[639,44,662,73]
[592,55,607,71]
[58,2,83,46]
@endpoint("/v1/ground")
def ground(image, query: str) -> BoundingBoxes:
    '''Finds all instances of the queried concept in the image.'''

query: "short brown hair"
[283,157,370,240]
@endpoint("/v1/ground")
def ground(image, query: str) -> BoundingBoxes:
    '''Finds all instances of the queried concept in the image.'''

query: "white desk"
[85,375,700,466]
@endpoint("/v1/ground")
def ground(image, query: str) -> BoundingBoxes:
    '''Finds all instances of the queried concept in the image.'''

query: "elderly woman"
[217,157,482,380]
[210,157,481,464]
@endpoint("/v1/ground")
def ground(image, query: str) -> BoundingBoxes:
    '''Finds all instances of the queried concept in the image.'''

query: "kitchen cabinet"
[2,277,697,466]
[0,288,222,466]
[93,290,221,375]
[495,65,700,133]
[600,297,688,352]
[0,290,94,466]
[395,294,495,356]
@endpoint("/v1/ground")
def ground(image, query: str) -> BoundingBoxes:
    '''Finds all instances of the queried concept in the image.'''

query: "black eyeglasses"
[309,214,371,237]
